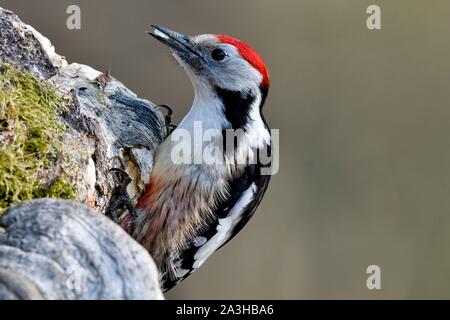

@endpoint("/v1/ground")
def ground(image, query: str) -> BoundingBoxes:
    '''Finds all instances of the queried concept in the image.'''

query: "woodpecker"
[128,25,272,291]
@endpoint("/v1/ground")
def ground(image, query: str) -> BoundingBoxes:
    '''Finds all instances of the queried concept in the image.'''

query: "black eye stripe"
[211,48,227,61]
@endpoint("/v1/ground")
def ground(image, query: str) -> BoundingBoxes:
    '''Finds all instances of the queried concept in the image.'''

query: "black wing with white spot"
[162,160,271,291]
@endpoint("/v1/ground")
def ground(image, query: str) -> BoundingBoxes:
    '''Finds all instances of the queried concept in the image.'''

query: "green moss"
[0,65,76,212]
[34,176,77,200]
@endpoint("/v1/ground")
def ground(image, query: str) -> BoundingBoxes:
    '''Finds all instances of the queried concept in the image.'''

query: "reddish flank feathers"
[217,35,270,89]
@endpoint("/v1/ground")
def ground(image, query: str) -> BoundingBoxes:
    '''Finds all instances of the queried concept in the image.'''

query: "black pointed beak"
[149,25,204,62]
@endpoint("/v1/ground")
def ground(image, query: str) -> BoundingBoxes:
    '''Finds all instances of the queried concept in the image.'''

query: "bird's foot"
[107,194,138,223]
[107,167,138,224]
[109,167,132,186]
[157,104,177,136]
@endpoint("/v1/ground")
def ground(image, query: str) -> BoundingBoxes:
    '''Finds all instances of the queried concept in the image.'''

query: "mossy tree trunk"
[0,7,165,299]
[0,7,165,214]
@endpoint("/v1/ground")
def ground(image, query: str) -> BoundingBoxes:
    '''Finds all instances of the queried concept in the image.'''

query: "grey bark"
[0,199,164,300]
[0,7,165,299]
[0,6,166,211]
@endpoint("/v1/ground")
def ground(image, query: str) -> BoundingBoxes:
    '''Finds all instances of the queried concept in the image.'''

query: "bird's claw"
[157,104,173,125]
[107,167,136,223]
[157,104,177,136]
[109,167,132,185]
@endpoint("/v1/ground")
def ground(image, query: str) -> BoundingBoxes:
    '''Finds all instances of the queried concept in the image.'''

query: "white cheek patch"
[192,183,257,269]
[209,44,263,92]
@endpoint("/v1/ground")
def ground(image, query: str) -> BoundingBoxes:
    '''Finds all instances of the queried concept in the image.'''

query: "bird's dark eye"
[211,48,227,61]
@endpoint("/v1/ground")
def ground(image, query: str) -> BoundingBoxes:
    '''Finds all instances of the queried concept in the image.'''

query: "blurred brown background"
[2,0,450,299]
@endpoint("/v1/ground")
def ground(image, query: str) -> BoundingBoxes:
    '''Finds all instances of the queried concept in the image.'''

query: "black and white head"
[149,25,270,145]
